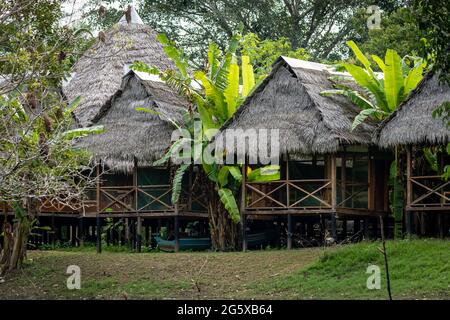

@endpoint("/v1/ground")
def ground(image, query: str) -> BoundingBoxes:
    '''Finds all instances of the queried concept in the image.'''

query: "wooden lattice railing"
[409,176,450,208]
[245,179,332,210]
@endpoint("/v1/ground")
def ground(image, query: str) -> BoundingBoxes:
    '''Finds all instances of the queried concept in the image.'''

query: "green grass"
[1,240,448,299]
[254,239,450,299]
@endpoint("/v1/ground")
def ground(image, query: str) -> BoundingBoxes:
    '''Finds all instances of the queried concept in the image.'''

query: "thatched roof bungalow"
[54,7,207,225]
[77,69,188,172]
[376,72,450,226]
[376,72,450,148]
[219,56,390,241]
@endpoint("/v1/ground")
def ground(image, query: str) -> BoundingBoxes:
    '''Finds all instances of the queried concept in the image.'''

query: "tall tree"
[414,0,450,83]
[0,0,101,275]
[82,0,410,64]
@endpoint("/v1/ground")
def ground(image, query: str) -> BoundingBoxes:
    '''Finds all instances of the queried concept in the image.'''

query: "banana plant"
[132,32,280,223]
[321,41,425,130]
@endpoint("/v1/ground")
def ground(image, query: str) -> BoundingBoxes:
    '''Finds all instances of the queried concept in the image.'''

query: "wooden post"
[406,146,413,237]
[330,154,337,239]
[174,214,180,252]
[96,215,102,254]
[51,216,55,249]
[286,155,290,208]
[145,224,150,247]
[137,217,142,252]
[240,160,247,252]
[363,218,369,239]
[354,219,361,235]
[368,148,375,210]
[78,217,84,247]
[287,214,292,250]
[96,165,102,253]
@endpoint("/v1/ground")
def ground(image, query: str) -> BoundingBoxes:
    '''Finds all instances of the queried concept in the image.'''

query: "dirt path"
[0,249,322,299]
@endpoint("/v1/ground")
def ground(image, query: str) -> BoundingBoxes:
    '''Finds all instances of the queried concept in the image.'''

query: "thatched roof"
[63,6,174,127]
[217,56,376,156]
[376,72,450,148]
[77,70,188,172]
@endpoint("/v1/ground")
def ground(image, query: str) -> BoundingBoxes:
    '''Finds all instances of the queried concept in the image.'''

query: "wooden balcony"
[245,179,333,215]
[406,175,450,211]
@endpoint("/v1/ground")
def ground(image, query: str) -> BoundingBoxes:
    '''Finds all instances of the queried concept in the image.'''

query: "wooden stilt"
[240,161,247,252]
[96,215,102,253]
[145,224,150,247]
[363,218,369,238]
[51,216,55,248]
[406,146,413,237]
[342,219,347,238]
[330,154,337,240]
[96,165,102,253]
[354,219,361,235]
[287,214,292,250]
[137,217,142,253]
[78,217,84,247]
[174,215,180,252]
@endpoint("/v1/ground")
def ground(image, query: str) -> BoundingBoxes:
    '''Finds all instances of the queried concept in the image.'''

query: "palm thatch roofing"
[63,6,174,127]
[376,72,450,148]
[77,70,188,173]
[217,56,376,157]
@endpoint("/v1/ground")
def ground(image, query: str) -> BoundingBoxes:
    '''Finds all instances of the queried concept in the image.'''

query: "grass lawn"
[0,239,448,300]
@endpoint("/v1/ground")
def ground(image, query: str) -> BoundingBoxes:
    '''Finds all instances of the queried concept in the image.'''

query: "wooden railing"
[97,185,174,213]
[409,175,450,208]
[337,182,369,209]
[245,179,332,210]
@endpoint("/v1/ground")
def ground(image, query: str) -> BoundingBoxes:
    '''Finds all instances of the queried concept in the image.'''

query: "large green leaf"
[171,164,189,204]
[64,96,81,117]
[351,108,387,130]
[371,54,386,72]
[343,63,388,112]
[320,89,374,110]
[207,43,221,79]
[241,56,255,97]
[384,49,404,111]
[247,165,280,182]
[217,165,243,187]
[157,33,188,78]
[223,62,239,117]
[347,40,373,73]
[62,125,104,140]
[194,71,228,121]
[218,188,240,222]
[403,63,424,97]
[153,137,192,166]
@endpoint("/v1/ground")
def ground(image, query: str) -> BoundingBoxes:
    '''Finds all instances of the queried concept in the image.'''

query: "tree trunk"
[200,176,240,251]
[0,201,34,276]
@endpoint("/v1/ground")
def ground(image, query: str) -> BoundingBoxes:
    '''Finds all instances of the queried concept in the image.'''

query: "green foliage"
[354,8,425,61]
[414,0,450,84]
[247,165,281,183]
[432,102,450,180]
[218,188,240,223]
[133,33,281,222]
[240,33,310,77]
[323,41,425,130]
[171,164,190,204]
[256,240,450,299]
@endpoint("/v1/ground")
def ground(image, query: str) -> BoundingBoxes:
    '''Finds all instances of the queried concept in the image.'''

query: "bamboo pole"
[240,160,247,252]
